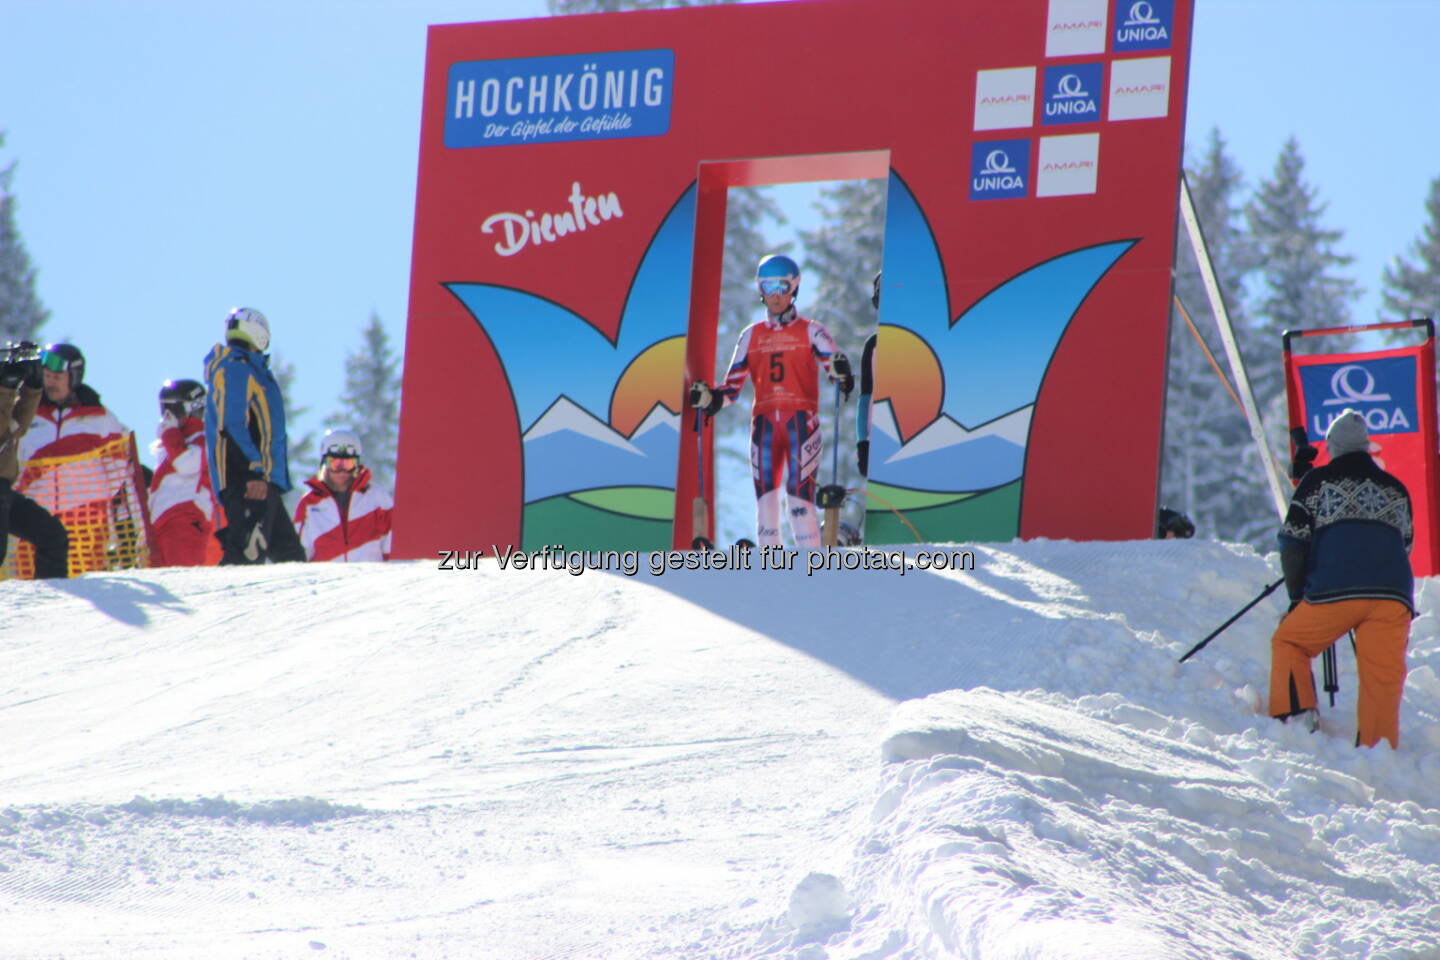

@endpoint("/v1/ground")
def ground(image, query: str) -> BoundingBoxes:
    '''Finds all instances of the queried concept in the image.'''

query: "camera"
[1,340,43,387]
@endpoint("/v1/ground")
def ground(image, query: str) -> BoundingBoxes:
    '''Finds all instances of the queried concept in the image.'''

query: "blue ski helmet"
[755,254,800,299]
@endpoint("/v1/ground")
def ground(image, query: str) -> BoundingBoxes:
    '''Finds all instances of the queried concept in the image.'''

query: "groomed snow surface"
[4,539,1440,960]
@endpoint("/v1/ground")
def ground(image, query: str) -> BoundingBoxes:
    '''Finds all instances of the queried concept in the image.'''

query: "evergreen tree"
[796,178,887,531]
[1380,174,1440,322]
[1244,136,1359,389]
[270,352,316,511]
[0,133,49,343]
[1161,128,1270,544]
[324,312,402,492]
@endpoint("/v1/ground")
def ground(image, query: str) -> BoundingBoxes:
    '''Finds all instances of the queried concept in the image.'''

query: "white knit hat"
[1325,408,1369,457]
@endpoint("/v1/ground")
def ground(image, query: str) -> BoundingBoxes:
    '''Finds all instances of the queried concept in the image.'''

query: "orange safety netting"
[2,433,155,579]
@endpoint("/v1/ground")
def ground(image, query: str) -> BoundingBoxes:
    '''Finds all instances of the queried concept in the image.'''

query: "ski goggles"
[326,456,359,473]
[758,278,794,296]
[39,350,70,373]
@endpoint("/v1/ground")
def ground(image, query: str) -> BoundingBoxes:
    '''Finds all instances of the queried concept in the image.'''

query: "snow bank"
[3,539,1438,959]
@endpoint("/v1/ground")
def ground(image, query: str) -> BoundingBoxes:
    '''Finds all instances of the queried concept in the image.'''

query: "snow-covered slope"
[4,540,1440,960]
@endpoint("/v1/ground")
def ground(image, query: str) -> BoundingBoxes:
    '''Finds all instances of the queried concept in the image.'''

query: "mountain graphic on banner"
[522,398,678,503]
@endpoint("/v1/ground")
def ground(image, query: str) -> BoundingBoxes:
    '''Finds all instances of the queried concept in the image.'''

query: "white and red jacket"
[293,467,393,562]
[17,386,126,463]
[148,416,216,527]
[16,386,129,508]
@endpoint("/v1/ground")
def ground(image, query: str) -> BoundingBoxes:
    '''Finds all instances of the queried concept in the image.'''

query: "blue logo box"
[1113,0,1174,52]
[445,49,674,149]
[1299,355,1419,439]
[970,140,1030,200]
[1042,63,1103,125]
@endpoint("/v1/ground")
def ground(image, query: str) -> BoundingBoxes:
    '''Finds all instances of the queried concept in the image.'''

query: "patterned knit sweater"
[1278,451,1414,613]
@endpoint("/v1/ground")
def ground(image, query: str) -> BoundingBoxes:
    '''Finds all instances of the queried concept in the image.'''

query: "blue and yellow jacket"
[203,342,291,493]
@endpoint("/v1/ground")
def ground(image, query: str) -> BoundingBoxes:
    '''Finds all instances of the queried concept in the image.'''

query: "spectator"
[0,345,69,578]
[148,379,217,566]
[1268,408,1414,748]
[294,428,393,562]
[16,343,130,573]
[203,307,305,564]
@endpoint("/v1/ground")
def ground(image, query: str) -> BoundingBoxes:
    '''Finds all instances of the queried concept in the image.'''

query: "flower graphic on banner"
[864,173,1137,542]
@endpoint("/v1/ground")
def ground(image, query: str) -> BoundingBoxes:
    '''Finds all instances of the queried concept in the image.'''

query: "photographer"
[0,343,69,578]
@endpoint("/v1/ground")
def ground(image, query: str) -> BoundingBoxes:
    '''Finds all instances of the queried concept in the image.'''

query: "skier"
[293,428,394,562]
[0,345,69,578]
[690,254,852,548]
[203,307,306,565]
[17,342,130,573]
[148,379,217,566]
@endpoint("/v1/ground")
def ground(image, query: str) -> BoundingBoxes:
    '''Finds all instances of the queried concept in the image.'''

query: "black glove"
[1289,426,1318,480]
[831,354,854,397]
[689,381,723,416]
[857,439,870,477]
[0,361,22,390]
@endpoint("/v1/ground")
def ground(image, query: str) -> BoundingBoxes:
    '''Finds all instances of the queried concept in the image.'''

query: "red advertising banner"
[394,0,1196,558]
[1283,321,1440,576]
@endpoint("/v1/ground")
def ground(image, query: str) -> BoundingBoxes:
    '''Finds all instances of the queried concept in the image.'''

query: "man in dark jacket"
[0,348,69,578]
[1268,408,1413,748]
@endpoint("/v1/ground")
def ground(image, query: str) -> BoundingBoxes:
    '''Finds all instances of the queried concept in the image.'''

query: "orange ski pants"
[1268,598,1410,749]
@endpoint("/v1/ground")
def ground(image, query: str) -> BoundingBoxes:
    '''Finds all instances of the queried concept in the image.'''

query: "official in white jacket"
[293,429,393,562]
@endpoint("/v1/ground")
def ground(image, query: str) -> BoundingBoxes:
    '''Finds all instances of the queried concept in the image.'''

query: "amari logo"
[970,140,1030,201]
[1113,0,1174,52]
[1042,63,1102,126]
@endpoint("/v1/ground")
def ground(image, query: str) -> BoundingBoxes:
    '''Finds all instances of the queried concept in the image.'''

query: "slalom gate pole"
[1178,577,1284,663]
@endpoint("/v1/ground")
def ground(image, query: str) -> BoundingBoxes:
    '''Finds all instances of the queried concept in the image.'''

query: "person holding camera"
[0,344,69,578]
[1268,409,1413,749]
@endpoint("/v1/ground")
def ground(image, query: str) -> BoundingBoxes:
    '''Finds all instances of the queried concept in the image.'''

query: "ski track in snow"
[3,540,1440,959]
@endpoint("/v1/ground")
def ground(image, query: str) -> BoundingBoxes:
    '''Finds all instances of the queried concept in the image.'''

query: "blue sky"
[2,0,1435,468]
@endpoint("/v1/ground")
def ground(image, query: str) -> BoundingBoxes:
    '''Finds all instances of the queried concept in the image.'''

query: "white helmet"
[225,307,270,352]
[320,427,362,463]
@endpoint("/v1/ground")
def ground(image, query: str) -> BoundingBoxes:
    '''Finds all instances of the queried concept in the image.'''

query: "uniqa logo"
[981,150,1017,175]
[1055,74,1089,98]
[482,182,624,257]
[1123,1,1162,26]
[1323,365,1392,406]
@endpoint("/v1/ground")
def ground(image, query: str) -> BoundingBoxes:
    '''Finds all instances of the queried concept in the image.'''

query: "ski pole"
[818,372,848,547]
[1178,577,1284,663]
[691,406,711,550]
[1321,643,1338,706]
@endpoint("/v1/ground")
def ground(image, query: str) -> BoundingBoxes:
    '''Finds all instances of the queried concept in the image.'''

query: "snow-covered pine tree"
[1162,129,1269,544]
[1380,174,1440,323]
[1244,137,1360,392]
[270,353,316,512]
[1233,137,1360,545]
[324,312,401,492]
[797,178,887,529]
[0,133,49,343]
